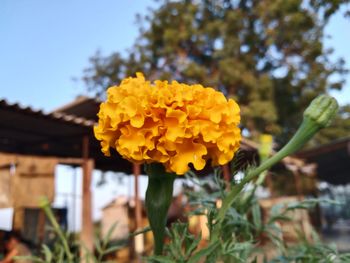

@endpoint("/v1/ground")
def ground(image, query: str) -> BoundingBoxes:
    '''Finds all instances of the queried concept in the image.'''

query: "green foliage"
[17,201,124,263]
[19,173,350,262]
[147,223,216,263]
[82,0,349,144]
[146,169,350,262]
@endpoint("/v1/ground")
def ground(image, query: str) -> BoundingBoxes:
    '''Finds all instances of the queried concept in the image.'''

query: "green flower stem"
[243,120,319,184]
[145,163,176,255]
[39,197,73,262]
[212,95,338,242]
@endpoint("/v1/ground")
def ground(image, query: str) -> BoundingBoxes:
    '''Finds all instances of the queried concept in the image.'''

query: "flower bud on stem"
[212,95,338,242]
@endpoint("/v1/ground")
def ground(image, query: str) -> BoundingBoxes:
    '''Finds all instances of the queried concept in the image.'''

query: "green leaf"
[14,256,45,263]
[185,231,201,258]
[94,238,102,254]
[187,242,220,263]
[129,225,151,237]
[146,255,177,263]
[268,215,292,224]
[42,244,53,263]
[102,245,124,255]
[252,202,262,230]
[102,222,118,246]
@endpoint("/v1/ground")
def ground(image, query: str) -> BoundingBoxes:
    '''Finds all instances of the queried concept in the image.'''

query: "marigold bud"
[303,95,338,128]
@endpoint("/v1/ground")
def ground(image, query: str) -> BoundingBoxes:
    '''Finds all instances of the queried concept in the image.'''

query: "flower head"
[94,73,241,175]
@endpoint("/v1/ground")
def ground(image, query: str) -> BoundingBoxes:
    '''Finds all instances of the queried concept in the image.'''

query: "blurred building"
[0,98,132,253]
[101,196,130,241]
[298,137,350,185]
[298,138,350,251]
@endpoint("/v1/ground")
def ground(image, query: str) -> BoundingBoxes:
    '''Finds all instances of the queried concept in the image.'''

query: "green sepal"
[145,163,177,255]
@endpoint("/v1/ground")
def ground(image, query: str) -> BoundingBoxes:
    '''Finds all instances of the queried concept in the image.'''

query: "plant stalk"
[40,197,74,262]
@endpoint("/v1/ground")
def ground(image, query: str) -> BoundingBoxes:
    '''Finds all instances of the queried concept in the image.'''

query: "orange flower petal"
[94,73,241,175]
[170,140,207,175]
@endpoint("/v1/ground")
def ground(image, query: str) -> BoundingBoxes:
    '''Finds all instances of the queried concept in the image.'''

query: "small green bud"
[303,95,339,128]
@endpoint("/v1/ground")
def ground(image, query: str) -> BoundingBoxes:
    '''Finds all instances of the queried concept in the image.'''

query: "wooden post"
[133,163,144,259]
[81,136,94,260]
[222,164,231,182]
[293,171,303,201]
[134,163,142,231]
[221,164,231,190]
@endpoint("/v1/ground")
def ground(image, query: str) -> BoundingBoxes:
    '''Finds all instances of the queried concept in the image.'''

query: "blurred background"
[1,0,350,261]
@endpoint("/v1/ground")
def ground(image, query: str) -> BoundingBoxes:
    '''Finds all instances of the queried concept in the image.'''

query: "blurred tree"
[83,0,349,146]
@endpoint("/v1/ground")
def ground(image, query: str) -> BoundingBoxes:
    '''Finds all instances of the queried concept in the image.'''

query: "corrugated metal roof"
[0,99,95,127]
[53,96,100,121]
[0,98,132,173]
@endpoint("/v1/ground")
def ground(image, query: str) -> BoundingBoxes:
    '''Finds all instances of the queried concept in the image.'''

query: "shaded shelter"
[0,99,132,173]
[298,137,350,185]
[0,98,131,256]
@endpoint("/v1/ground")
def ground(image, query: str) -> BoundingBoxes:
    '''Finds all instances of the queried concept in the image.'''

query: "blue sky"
[0,0,155,111]
[0,0,349,111]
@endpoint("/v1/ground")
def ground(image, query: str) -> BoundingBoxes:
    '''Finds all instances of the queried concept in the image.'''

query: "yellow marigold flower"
[94,73,241,175]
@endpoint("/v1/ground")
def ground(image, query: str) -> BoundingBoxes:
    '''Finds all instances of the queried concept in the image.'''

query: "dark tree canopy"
[83,0,349,146]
